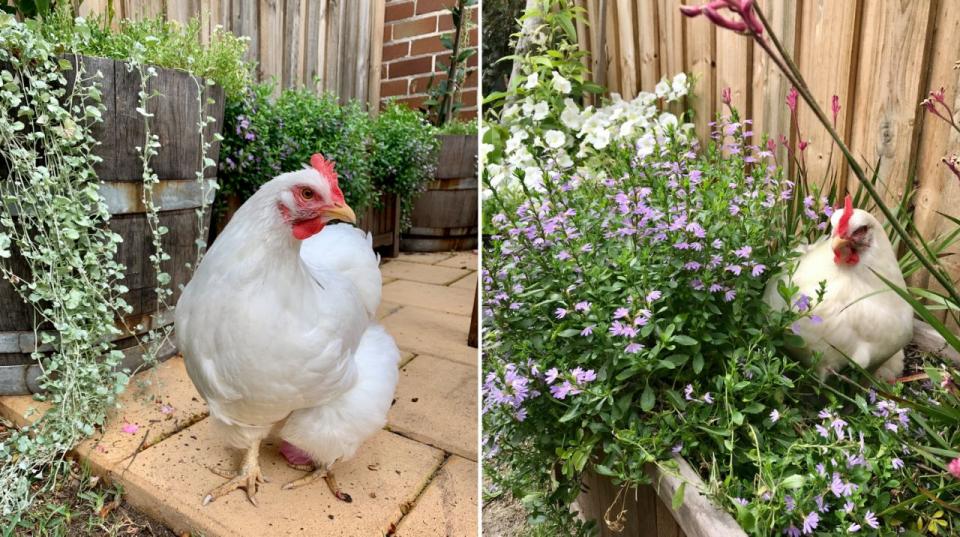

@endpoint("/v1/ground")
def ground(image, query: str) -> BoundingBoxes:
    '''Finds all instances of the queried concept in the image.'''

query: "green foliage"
[38,7,253,100]
[481,0,524,96]
[218,83,376,212]
[369,103,440,227]
[438,118,478,135]
[0,0,54,18]
[422,0,477,126]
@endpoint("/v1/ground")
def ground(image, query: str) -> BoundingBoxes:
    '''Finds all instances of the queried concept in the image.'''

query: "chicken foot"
[203,441,268,507]
[281,463,353,503]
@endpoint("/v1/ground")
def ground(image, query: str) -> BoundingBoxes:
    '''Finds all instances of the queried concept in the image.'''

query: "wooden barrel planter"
[401,134,478,252]
[574,320,960,537]
[358,192,402,258]
[0,55,224,395]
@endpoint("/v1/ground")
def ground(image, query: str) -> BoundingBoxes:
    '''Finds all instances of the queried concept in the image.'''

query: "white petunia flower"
[671,73,688,97]
[532,101,549,121]
[524,72,539,89]
[551,71,572,94]
[655,79,670,98]
[560,99,583,130]
[544,130,566,149]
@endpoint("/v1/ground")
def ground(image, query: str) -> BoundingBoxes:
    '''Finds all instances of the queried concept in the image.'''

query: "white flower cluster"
[483,72,692,198]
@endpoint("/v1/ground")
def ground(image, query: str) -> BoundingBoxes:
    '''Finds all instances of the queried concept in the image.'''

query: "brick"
[383,24,392,42]
[416,0,457,15]
[437,12,453,32]
[383,280,474,316]
[398,252,454,265]
[410,73,443,94]
[395,456,478,536]
[464,68,478,88]
[434,52,451,72]
[381,260,471,285]
[468,27,478,46]
[377,301,404,320]
[391,16,437,40]
[381,78,409,98]
[457,109,477,120]
[450,272,477,290]
[381,306,475,366]
[410,35,446,56]
[385,1,414,21]
[389,56,433,78]
[0,394,50,428]
[397,95,427,110]
[76,356,209,475]
[382,41,410,62]
[116,419,445,537]
[388,355,477,459]
[460,89,478,108]
[436,251,478,271]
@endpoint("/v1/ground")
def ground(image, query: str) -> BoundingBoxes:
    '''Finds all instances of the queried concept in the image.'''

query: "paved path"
[0,251,479,536]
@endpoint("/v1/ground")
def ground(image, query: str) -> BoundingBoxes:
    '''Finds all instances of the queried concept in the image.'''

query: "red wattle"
[292,217,324,240]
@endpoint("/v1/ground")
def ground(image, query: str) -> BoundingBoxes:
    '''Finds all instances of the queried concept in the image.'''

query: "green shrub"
[370,103,440,227]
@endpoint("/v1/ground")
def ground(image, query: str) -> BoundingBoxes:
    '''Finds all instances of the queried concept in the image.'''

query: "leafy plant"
[369,102,440,227]
[423,0,477,126]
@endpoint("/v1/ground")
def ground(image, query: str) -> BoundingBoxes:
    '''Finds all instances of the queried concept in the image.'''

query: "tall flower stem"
[749,4,960,310]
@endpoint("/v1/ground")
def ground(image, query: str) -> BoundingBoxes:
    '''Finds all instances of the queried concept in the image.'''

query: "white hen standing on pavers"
[175,154,399,506]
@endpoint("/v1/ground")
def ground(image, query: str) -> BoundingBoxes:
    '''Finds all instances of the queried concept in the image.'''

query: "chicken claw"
[282,465,353,503]
[202,442,267,507]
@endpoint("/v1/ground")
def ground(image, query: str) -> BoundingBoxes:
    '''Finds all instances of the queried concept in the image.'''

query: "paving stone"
[381,260,472,285]
[395,456,478,537]
[388,355,477,460]
[435,251,477,271]
[397,252,454,265]
[381,307,476,366]
[383,280,474,317]
[450,272,478,290]
[377,301,404,320]
[399,351,417,368]
[0,394,50,427]
[76,356,208,474]
[116,419,445,537]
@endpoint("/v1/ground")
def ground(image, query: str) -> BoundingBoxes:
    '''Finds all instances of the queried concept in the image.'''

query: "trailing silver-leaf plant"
[0,15,130,515]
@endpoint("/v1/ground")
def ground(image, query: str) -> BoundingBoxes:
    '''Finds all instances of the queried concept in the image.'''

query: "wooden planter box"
[0,55,225,395]
[574,320,960,537]
[402,134,478,252]
[358,191,402,258]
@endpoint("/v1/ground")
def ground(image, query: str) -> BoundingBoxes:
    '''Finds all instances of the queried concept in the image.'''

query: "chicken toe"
[202,442,267,507]
[282,466,353,502]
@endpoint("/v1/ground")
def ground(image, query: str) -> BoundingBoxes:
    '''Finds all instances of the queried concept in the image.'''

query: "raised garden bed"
[402,134,478,252]
[0,55,224,395]
[574,320,960,537]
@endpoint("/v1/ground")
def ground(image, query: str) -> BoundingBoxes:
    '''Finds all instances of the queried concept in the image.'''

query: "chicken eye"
[853,225,868,237]
[301,188,315,200]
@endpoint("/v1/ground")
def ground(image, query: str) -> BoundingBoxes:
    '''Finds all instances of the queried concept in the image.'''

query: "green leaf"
[780,474,805,489]
[640,385,655,411]
[672,335,698,346]
[672,482,686,510]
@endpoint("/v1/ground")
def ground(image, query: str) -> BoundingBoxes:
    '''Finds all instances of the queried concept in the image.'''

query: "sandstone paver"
[383,280,475,317]
[388,354,477,460]
[395,456,478,537]
[76,356,208,474]
[397,252,454,265]
[376,300,404,320]
[0,394,50,427]
[450,272,478,290]
[117,418,445,537]
[381,260,472,285]
[435,251,477,271]
[381,306,476,366]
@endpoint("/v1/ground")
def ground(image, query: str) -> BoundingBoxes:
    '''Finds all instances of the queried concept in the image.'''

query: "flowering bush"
[482,1,960,535]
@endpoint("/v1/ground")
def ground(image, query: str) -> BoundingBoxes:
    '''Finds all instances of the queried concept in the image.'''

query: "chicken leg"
[203,440,268,506]
[282,463,353,502]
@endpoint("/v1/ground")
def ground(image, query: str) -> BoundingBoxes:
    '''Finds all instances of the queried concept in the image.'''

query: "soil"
[481,475,533,537]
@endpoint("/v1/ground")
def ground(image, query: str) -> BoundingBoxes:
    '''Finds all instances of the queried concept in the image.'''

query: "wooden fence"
[77,0,386,106]
[575,0,960,290]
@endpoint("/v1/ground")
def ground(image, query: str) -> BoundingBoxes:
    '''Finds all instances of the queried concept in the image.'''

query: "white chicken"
[764,195,913,381]
[175,154,399,506]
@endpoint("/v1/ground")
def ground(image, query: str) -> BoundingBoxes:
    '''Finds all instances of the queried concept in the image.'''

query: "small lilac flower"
[769,409,780,423]
[702,392,714,404]
[557,250,572,261]
[752,264,766,277]
[625,343,644,354]
[551,381,574,400]
[843,501,855,513]
[576,369,597,384]
[810,315,822,324]
[684,384,695,400]
[815,424,829,438]
[864,511,879,529]
[614,307,630,319]
[574,301,591,312]
[847,523,861,532]
[734,245,753,259]
[509,302,521,310]
[544,368,559,384]
[724,289,736,302]
[783,525,800,537]
[646,290,662,302]
[555,308,568,319]
[734,497,748,506]
[725,264,743,276]
[785,496,795,512]
[802,511,819,534]
[672,442,683,454]
[581,325,595,336]
[816,463,826,476]
[710,283,724,293]
[685,261,702,270]
[515,408,527,421]
[795,294,811,312]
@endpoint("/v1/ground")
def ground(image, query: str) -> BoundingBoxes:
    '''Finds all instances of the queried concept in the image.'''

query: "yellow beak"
[831,236,852,251]
[321,203,357,224]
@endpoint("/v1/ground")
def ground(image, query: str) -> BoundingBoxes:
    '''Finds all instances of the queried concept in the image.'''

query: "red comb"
[836,194,853,237]
[310,153,339,187]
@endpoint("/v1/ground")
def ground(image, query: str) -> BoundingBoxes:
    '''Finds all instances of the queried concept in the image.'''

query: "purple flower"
[794,294,810,312]
[725,264,742,276]
[891,457,904,470]
[544,368,559,384]
[575,368,597,384]
[810,315,822,324]
[734,497,748,506]
[710,283,724,293]
[702,392,714,404]
[614,307,630,319]
[557,250,572,261]
[785,495,795,512]
[769,409,780,423]
[646,290,662,302]
[685,261,702,270]
[847,523,861,533]
[751,264,766,277]
[815,463,826,476]
[625,343,644,354]
[783,525,800,537]
[802,511,819,534]
[864,511,879,529]
[574,301,591,312]
[672,442,683,454]
[684,384,694,400]
[814,495,830,513]
[515,408,527,421]
[581,325,595,336]
[551,381,575,400]
[724,290,736,302]
[734,245,753,259]
[555,308,568,319]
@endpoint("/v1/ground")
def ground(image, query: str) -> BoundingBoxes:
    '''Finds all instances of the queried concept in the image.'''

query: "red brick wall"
[381,0,479,119]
